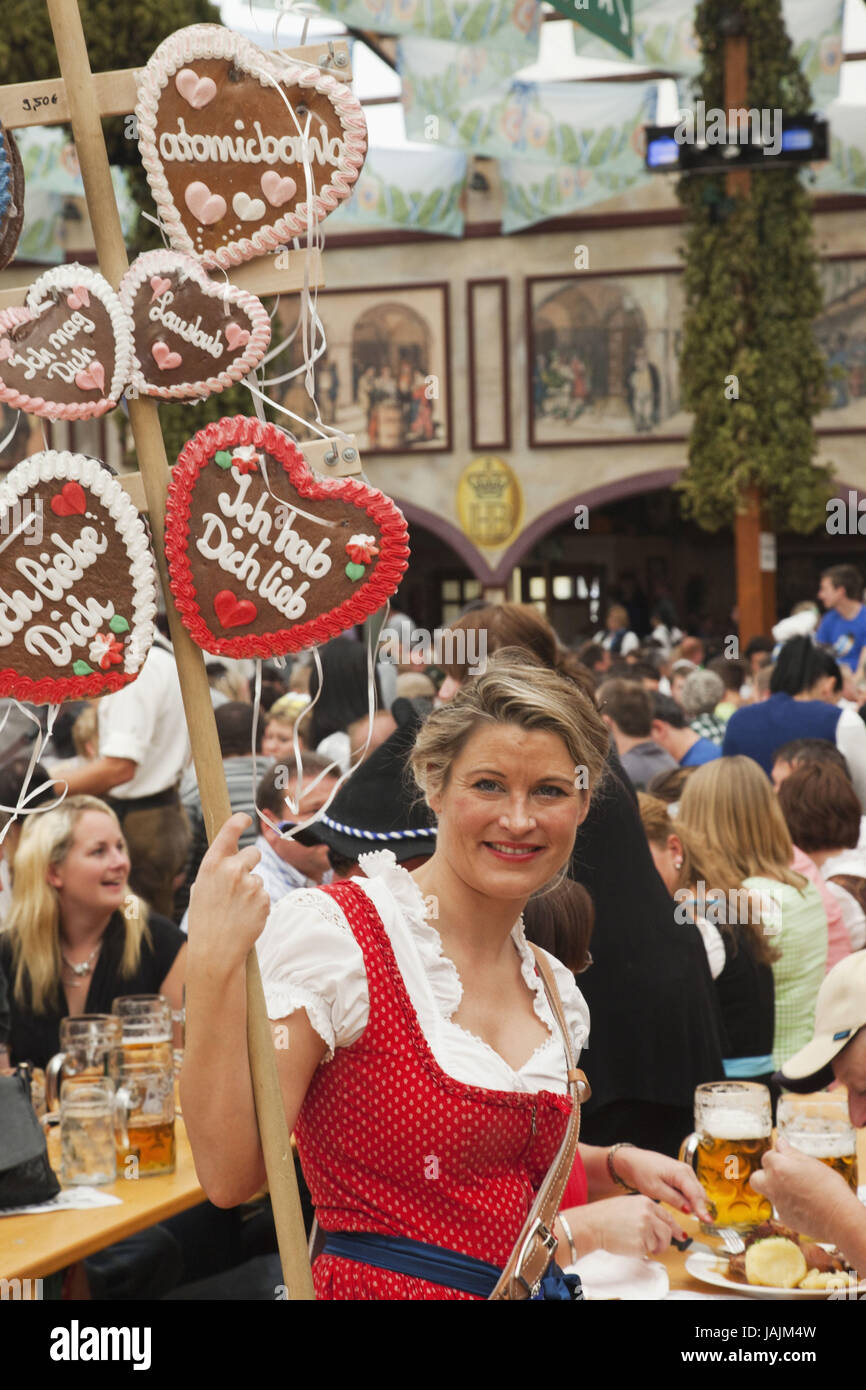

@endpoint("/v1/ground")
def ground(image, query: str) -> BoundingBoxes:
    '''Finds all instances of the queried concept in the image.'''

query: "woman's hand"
[613,1146,712,1224]
[567,1196,688,1258]
[187,814,271,972]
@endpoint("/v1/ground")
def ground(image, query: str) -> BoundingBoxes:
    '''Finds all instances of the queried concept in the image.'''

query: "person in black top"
[0,795,185,1069]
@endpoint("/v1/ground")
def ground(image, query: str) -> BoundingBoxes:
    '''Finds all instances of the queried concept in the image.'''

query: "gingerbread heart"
[136,25,367,270]
[0,123,25,273]
[0,451,158,704]
[165,416,409,658]
[0,265,133,420]
[119,250,271,400]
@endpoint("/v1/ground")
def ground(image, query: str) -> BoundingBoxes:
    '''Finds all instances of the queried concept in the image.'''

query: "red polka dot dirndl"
[294,880,573,1300]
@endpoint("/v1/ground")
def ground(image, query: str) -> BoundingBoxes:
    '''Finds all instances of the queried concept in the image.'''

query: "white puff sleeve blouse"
[255,850,590,1096]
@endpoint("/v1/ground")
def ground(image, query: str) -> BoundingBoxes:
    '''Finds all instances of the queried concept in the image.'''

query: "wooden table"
[0,1117,205,1282]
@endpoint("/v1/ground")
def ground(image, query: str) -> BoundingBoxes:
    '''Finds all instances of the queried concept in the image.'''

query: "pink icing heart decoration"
[152,340,183,371]
[75,362,106,393]
[175,67,217,109]
[66,286,90,310]
[225,323,250,350]
[136,25,367,269]
[119,249,271,401]
[165,415,409,659]
[50,480,87,516]
[260,171,297,208]
[0,450,158,705]
[183,181,227,227]
[0,265,131,420]
[213,589,259,630]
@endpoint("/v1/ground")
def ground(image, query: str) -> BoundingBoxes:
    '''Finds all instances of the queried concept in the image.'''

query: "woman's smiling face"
[47,810,130,919]
[427,721,588,900]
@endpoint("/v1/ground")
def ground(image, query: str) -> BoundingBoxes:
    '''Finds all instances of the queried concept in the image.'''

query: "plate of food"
[686,1220,864,1300]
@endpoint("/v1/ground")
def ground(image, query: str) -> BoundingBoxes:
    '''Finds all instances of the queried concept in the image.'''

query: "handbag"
[489,946,590,1301]
[0,1066,61,1208]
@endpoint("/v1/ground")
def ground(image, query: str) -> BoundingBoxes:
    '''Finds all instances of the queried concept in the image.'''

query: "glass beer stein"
[777,1092,859,1192]
[45,1014,124,1111]
[112,994,173,1069]
[60,1079,119,1187]
[679,1081,773,1231]
[113,1059,176,1178]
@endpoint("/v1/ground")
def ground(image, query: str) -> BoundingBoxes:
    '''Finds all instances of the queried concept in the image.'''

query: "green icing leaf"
[73,661,94,676]
[214,450,234,469]
[345,562,366,582]
[109,614,130,634]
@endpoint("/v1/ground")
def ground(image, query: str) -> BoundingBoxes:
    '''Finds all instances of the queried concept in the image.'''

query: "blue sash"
[723,1054,774,1079]
[323,1231,582,1300]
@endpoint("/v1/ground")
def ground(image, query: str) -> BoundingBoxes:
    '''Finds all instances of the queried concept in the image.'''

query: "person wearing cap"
[751,952,866,1275]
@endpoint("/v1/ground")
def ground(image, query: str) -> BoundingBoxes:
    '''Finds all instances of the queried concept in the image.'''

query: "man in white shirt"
[59,639,191,918]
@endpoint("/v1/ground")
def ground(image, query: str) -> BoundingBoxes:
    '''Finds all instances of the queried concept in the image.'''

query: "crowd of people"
[1,561,866,1298]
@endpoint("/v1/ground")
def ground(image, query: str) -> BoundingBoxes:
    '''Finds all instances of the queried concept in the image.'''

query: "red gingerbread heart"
[0,265,133,420]
[50,481,87,516]
[0,450,158,704]
[165,416,409,658]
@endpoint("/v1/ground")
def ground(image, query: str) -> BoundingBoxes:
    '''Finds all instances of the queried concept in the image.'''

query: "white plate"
[567,1251,670,1300]
[685,1250,865,1300]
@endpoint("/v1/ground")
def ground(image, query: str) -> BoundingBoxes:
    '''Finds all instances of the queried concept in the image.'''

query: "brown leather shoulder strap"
[489,947,590,1300]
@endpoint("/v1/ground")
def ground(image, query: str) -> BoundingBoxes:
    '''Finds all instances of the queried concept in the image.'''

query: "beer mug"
[45,1014,123,1111]
[679,1081,773,1231]
[60,1079,119,1187]
[113,1058,176,1178]
[777,1092,859,1192]
[112,994,173,1069]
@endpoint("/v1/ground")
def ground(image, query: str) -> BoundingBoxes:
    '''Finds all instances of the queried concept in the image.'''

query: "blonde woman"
[183,653,709,1300]
[638,793,776,1088]
[0,796,186,1068]
[676,758,828,1069]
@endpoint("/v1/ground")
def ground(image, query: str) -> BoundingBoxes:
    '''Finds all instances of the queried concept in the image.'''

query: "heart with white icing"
[165,415,409,658]
[0,265,132,420]
[136,24,367,270]
[119,250,271,400]
[0,451,158,704]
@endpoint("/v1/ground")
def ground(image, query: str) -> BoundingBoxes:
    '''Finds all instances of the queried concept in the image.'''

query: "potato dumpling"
[798,1269,855,1291]
[745,1237,808,1288]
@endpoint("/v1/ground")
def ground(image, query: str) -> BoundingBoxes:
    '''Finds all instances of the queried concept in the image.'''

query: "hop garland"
[675,0,832,534]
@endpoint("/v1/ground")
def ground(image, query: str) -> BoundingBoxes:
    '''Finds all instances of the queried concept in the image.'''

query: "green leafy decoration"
[675,0,832,535]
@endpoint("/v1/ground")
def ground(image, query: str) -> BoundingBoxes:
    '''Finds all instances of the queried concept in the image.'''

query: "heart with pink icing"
[0,265,132,420]
[119,249,271,400]
[136,24,367,270]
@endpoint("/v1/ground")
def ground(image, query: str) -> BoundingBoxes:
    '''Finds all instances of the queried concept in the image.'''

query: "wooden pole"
[725,30,776,648]
[45,0,314,1299]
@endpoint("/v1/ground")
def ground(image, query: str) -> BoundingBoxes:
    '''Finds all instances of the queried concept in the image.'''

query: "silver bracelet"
[557,1212,577,1266]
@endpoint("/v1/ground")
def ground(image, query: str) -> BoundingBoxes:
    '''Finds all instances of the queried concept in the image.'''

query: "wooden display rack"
[0,0,352,1298]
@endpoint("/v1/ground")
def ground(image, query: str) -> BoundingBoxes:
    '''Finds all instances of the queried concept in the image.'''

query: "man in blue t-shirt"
[816,564,866,672]
[651,694,721,769]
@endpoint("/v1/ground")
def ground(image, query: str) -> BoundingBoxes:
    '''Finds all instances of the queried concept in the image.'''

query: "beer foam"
[705,1110,771,1140]
[784,1129,856,1159]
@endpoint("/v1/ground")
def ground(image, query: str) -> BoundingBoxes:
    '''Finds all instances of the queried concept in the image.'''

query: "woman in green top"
[677,757,827,1069]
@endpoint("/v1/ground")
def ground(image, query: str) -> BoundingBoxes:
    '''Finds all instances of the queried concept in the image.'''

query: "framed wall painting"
[467,278,511,453]
[270,282,452,456]
[815,255,866,436]
[526,268,689,449]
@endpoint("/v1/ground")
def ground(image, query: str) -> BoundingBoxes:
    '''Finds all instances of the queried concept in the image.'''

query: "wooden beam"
[0,41,352,128]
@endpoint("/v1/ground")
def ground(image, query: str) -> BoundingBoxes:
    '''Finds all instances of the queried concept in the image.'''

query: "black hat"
[305,698,437,863]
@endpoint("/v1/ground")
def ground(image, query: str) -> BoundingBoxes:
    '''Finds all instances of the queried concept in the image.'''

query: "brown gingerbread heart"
[136,25,367,270]
[119,249,271,399]
[0,265,133,420]
[165,415,409,658]
[0,451,157,703]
